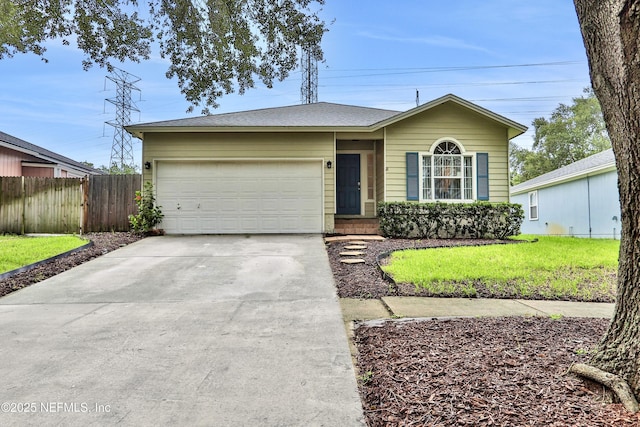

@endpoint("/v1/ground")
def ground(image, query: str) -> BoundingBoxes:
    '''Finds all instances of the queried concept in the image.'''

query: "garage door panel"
[219,219,240,233]
[260,199,280,213]
[156,160,322,234]
[260,217,279,231]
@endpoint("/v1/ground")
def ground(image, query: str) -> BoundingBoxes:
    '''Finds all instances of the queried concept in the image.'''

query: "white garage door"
[156,160,323,234]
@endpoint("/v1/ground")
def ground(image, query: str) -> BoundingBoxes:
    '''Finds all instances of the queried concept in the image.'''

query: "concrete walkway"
[340,296,615,322]
[0,235,364,426]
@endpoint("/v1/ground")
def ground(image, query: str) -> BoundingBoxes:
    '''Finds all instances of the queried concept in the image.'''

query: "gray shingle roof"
[0,131,102,175]
[132,102,401,128]
[126,95,528,140]
[511,148,615,194]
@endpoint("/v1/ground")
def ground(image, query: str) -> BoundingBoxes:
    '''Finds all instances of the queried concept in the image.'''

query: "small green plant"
[129,181,164,233]
[358,370,374,384]
[549,313,564,320]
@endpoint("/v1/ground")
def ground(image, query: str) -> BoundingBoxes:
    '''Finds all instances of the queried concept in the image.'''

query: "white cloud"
[358,31,494,54]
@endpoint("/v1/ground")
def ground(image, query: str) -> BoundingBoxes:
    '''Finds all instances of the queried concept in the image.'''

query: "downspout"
[587,175,592,238]
[507,129,512,201]
[333,131,337,215]
[383,127,387,201]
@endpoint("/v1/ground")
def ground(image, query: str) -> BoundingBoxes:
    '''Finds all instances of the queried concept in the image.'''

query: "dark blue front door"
[337,154,361,215]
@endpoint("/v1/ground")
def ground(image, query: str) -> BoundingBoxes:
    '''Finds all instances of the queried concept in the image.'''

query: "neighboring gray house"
[510,149,620,239]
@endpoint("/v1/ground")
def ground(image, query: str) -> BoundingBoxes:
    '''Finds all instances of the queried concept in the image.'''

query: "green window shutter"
[406,152,419,201]
[477,153,489,201]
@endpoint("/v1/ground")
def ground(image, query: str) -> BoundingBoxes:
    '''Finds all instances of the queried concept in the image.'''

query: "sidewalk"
[340,297,615,322]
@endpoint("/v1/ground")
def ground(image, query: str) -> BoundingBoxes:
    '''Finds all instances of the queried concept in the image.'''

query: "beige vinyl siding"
[375,139,385,205]
[384,102,511,202]
[142,131,335,232]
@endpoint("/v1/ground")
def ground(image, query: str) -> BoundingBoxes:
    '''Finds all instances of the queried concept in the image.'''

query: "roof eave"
[125,125,376,138]
[510,163,617,195]
[1,140,97,175]
[0,140,42,159]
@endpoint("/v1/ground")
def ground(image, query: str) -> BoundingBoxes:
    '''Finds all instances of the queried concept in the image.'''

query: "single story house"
[510,148,620,238]
[0,131,101,177]
[126,93,527,234]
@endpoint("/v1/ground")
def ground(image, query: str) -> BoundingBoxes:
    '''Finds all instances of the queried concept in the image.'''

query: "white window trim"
[419,139,477,203]
[529,190,539,221]
[428,137,468,154]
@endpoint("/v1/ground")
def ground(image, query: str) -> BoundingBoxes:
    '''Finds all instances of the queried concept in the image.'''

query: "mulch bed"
[354,317,640,426]
[0,232,143,298]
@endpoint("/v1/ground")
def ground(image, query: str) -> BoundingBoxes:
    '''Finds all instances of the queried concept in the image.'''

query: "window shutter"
[406,152,419,201]
[477,153,489,201]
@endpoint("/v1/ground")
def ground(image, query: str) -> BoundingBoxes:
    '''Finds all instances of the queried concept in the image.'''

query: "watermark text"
[1,401,111,414]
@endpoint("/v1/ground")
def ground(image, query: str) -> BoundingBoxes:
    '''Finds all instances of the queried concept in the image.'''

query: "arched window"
[422,140,473,200]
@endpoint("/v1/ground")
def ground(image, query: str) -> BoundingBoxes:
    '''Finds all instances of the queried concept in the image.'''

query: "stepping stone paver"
[324,235,385,243]
[344,245,367,250]
[340,258,365,264]
[339,251,365,256]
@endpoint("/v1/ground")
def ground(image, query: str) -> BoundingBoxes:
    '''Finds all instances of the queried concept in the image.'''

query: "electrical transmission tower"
[105,68,141,171]
[300,45,318,104]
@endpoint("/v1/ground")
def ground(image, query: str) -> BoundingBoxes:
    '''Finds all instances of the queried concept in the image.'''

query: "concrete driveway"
[0,235,364,426]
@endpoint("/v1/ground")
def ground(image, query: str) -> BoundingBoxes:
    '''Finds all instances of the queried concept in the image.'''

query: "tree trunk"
[573,0,640,399]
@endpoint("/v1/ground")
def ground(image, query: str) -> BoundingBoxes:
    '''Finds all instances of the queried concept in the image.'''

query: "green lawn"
[0,235,88,274]
[381,236,620,302]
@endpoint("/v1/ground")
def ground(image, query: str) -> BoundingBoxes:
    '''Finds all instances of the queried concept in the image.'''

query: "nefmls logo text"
[41,402,111,413]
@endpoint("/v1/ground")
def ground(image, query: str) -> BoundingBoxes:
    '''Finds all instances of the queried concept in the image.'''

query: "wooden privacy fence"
[84,174,142,232]
[0,174,142,234]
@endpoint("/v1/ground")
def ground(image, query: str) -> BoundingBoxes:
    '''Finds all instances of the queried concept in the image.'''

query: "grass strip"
[381,236,619,301]
[0,235,88,274]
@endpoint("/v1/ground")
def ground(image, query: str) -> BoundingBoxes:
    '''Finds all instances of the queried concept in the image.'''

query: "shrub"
[129,181,164,233]
[377,201,523,239]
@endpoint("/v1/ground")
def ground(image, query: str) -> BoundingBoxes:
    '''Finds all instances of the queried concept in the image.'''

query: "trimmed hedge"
[377,201,524,239]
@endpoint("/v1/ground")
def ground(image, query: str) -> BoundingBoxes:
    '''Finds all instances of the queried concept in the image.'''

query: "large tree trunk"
[573,0,640,400]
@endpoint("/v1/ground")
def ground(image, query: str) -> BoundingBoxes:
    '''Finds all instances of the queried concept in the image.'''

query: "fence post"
[81,176,89,235]
[21,176,25,235]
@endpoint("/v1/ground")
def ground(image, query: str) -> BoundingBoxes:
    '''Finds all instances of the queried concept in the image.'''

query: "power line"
[319,61,586,79]
[321,78,583,88]
[319,60,585,73]
[471,96,569,102]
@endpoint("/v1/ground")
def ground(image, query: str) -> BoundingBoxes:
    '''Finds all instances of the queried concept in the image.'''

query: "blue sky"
[0,0,590,168]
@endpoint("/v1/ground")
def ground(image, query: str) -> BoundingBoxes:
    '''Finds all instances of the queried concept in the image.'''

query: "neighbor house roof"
[0,131,103,175]
[126,94,528,139]
[510,148,615,195]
